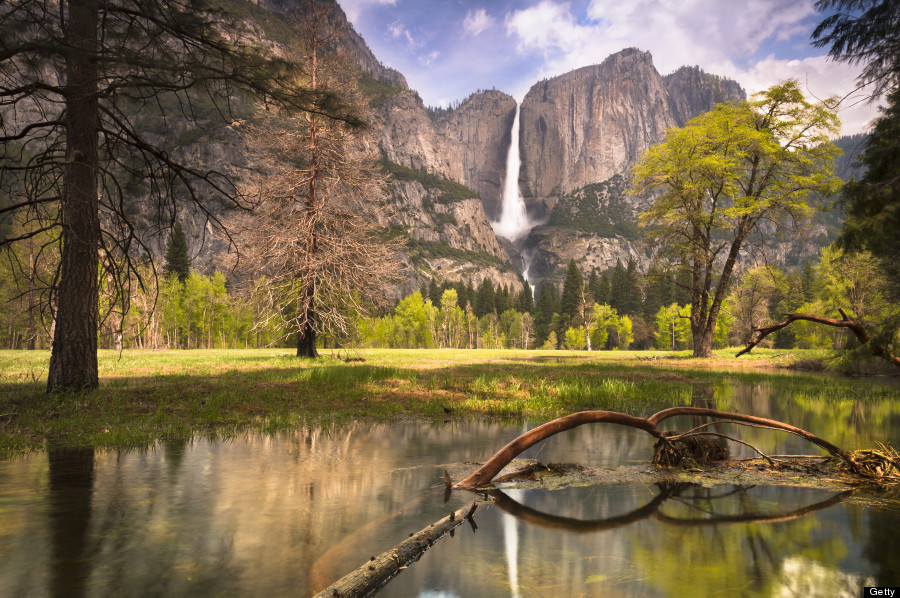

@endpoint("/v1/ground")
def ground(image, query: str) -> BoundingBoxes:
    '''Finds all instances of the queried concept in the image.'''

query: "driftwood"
[453,407,861,489]
[311,500,479,598]
[736,309,900,369]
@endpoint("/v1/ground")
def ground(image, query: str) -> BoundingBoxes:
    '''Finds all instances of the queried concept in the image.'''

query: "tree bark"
[48,0,100,392]
[311,499,479,598]
[454,407,860,489]
[296,308,319,357]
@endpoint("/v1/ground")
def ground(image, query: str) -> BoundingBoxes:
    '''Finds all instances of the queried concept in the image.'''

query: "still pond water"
[1,376,899,597]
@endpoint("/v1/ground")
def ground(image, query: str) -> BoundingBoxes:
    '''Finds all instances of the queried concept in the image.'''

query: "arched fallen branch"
[735,309,900,369]
[453,407,861,489]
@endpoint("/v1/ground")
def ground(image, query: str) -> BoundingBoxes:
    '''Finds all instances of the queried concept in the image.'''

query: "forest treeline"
[2,235,890,353]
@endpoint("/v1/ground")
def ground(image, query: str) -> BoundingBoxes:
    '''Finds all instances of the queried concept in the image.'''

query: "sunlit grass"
[0,347,897,458]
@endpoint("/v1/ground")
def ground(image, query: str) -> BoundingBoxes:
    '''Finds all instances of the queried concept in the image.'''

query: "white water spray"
[492,103,535,289]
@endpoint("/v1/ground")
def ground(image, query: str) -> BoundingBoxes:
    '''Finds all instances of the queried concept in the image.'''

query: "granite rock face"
[434,91,517,221]
[664,65,746,126]
[514,49,746,286]
[518,49,677,219]
[127,0,761,293]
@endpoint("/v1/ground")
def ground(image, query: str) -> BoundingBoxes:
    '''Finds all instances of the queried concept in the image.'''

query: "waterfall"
[492,103,535,288]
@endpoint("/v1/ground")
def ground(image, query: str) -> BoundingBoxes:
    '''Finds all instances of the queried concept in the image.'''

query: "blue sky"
[336,0,877,135]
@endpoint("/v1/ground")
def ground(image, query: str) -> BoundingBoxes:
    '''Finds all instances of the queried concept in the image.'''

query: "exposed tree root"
[841,444,900,486]
[652,431,729,468]
[453,407,862,489]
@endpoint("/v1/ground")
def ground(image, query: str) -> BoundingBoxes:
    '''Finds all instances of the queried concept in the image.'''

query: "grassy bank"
[1,348,896,457]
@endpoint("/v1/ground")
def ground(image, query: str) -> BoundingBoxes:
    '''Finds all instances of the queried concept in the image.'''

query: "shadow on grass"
[2,353,898,456]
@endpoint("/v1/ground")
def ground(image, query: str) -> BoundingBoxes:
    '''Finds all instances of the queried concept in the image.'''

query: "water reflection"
[490,484,852,530]
[0,377,897,597]
[48,446,94,598]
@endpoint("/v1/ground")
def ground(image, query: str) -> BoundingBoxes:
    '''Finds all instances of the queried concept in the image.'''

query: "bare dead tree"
[0,0,361,390]
[231,1,402,356]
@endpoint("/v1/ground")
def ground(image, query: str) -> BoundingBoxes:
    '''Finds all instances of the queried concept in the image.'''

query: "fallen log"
[453,407,861,489]
[311,499,479,598]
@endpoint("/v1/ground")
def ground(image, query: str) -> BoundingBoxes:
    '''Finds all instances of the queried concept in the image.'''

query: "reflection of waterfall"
[502,488,525,598]
[492,103,535,290]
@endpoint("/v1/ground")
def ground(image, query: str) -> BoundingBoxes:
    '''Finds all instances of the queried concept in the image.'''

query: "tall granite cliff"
[434,91,517,221]
[518,49,678,219]
[517,50,746,287]
[139,0,755,295]
[368,88,523,293]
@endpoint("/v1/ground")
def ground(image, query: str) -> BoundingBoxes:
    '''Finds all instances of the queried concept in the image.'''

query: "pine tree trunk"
[48,0,100,392]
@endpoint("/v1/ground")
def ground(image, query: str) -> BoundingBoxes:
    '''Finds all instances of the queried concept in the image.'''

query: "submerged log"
[454,407,861,489]
[311,499,479,598]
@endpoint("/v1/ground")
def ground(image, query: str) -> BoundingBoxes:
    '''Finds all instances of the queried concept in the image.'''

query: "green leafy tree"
[394,291,434,348]
[633,80,841,357]
[540,330,558,350]
[564,326,587,350]
[655,303,690,351]
[614,315,635,350]
[588,303,617,349]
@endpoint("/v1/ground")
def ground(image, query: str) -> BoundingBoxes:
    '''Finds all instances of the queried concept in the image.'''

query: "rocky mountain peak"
[518,47,676,218]
[664,65,746,126]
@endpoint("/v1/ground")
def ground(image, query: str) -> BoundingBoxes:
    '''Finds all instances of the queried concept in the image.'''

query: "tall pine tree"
[164,223,191,283]
[559,259,583,324]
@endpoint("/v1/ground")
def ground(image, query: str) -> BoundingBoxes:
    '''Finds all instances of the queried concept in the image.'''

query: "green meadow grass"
[0,347,896,457]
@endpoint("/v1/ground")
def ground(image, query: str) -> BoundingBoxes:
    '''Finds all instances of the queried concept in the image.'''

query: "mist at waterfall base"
[491,104,536,292]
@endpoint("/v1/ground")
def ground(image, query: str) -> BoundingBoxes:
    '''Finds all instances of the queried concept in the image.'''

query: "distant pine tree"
[559,259,583,324]
[164,223,191,283]
[474,278,496,318]
[428,278,441,304]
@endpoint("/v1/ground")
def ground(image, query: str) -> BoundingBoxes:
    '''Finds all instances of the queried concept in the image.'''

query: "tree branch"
[735,311,900,369]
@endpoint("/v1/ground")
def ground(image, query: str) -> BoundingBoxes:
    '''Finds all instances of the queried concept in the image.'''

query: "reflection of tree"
[625,485,853,598]
[489,484,851,531]
[864,508,900,583]
[47,446,95,598]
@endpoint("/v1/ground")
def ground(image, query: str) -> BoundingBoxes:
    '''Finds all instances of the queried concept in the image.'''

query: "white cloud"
[503,0,877,134]
[734,55,879,135]
[505,1,589,54]
[338,0,397,26]
[388,20,417,48]
[463,8,495,36]
[420,50,440,67]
